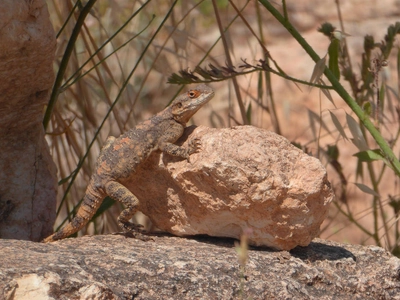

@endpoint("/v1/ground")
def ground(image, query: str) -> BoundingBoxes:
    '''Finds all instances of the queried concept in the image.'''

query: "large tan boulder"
[125,125,333,250]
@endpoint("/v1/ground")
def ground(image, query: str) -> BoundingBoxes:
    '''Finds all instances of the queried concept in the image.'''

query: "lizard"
[43,84,214,242]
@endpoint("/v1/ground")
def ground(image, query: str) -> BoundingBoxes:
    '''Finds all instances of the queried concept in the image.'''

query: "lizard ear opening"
[171,101,187,123]
[171,102,183,116]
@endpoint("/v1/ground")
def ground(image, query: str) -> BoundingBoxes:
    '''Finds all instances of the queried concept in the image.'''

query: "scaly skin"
[43,84,214,242]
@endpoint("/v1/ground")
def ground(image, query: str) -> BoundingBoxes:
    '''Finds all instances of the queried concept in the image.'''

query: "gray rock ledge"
[1,235,399,299]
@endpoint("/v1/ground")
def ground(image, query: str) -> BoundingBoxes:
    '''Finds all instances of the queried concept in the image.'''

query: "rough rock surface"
[0,0,57,240]
[1,236,399,299]
[124,125,333,251]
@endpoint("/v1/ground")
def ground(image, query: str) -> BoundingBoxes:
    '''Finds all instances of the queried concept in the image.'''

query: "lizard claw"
[119,221,144,232]
[124,231,154,242]
[188,138,202,154]
[186,138,202,162]
[117,221,154,241]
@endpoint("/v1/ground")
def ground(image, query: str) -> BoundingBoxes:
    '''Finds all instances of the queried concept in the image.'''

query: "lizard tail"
[43,179,105,243]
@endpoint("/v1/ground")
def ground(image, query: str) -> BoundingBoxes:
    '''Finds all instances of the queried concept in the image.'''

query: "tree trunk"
[0,0,57,241]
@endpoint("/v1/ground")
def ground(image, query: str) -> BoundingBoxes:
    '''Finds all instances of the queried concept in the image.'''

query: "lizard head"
[171,84,215,124]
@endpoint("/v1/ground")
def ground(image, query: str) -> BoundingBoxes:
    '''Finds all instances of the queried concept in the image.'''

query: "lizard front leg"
[104,181,143,232]
[159,138,201,162]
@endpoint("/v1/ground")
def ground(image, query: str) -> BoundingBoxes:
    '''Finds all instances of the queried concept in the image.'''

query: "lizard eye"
[188,90,200,98]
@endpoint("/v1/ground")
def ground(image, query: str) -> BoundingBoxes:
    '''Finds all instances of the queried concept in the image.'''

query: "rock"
[0,0,57,240]
[124,125,333,250]
[0,236,399,299]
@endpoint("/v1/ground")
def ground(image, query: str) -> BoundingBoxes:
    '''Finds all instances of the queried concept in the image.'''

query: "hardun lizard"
[43,84,214,242]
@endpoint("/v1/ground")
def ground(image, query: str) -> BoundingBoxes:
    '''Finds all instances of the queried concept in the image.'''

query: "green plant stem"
[282,0,288,21]
[369,162,382,246]
[258,0,400,177]
[43,0,98,130]
[358,123,390,246]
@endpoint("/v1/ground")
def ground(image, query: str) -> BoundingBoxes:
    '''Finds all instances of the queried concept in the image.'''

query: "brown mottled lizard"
[43,84,214,242]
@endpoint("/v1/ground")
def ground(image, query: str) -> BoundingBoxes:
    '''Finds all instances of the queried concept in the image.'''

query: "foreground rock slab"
[125,125,334,250]
[1,236,399,299]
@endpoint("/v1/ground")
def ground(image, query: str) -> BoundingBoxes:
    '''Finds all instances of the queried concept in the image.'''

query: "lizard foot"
[122,230,154,242]
[119,221,144,232]
[186,138,202,162]
[118,221,154,241]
